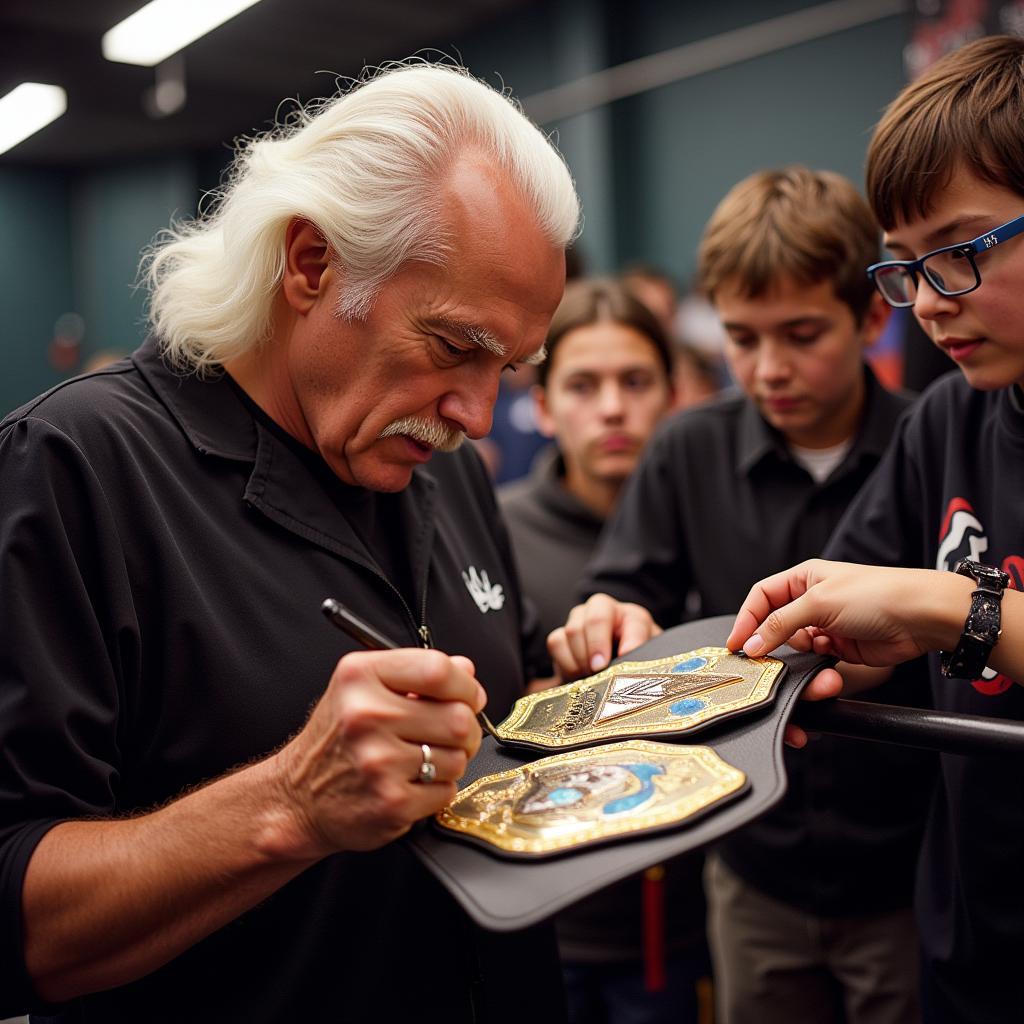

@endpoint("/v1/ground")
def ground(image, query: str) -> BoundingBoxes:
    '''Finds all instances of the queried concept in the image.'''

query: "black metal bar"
[791,699,1024,757]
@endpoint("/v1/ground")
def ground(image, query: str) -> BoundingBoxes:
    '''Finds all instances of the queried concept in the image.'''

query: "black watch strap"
[940,559,1010,679]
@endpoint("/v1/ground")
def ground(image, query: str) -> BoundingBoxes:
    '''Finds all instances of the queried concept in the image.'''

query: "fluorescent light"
[0,83,67,156]
[103,0,264,67]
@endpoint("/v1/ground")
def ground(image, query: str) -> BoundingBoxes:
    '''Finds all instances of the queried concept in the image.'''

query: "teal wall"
[608,14,910,285]
[0,168,74,413]
[70,157,197,354]
[0,0,911,414]
[454,0,910,283]
[0,159,196,415]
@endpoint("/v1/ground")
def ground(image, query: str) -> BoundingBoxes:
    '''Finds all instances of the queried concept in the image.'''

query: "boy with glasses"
[867,216,1024,312]
[549,166,933,1024]
[722,34,1024,1022]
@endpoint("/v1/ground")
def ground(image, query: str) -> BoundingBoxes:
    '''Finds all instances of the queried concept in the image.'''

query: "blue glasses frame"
[867,213,1024,307]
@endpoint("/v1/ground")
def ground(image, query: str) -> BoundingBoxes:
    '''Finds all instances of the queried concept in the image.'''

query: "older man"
[0,63,578,1023]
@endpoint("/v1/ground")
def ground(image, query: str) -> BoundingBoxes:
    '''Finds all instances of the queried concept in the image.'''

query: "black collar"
[132,336,438,574]
[133,336,256,462]
[735,364,905,477]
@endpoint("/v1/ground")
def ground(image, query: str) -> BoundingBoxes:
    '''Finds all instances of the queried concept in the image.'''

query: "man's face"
[717,275,885,449]
[284,157,566,492]
[882,166,1024,390]
[535,321,672,496]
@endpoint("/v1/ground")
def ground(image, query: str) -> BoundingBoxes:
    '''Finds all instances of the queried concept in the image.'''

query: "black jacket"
[825,373,1024,1023]
[0,338,559,1022]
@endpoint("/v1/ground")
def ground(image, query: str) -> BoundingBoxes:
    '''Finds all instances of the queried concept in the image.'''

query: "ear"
[531,384,558,439]
[859,291,892,349]
[281,218,331,314]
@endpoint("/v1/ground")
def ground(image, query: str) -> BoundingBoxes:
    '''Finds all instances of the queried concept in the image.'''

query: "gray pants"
[705,854,920,1024]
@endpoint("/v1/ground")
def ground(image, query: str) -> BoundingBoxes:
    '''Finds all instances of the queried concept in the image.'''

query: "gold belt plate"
[495,648,784,751]
[435,740,747,857]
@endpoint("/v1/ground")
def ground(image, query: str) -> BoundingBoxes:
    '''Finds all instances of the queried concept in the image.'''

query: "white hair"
[144,60,581,373]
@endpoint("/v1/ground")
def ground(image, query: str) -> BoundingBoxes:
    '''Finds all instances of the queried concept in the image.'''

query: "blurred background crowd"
[3,0,1009,456]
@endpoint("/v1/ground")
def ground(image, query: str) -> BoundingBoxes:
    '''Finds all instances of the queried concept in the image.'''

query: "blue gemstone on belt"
[672,656,707,673]
[669,698,705,716]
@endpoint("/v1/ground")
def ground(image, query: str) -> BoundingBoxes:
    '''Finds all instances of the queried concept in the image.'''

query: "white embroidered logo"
[462,566,505,613]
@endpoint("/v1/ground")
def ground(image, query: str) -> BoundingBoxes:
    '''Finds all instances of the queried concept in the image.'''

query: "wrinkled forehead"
[436,162,565,352]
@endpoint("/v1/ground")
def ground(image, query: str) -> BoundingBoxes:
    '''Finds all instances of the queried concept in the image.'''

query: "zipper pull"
[418,624,433,648]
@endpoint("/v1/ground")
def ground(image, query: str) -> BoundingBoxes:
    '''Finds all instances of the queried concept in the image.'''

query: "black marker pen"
[320,598,502,742]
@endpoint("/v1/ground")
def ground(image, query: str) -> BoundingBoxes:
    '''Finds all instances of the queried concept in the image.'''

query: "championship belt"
[493,647,785,751]
[407,616,836,933]
[436,740,748,858]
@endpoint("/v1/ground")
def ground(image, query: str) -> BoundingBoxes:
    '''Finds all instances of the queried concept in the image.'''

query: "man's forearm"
[20,646,486,1005]
[22,753,317,1003]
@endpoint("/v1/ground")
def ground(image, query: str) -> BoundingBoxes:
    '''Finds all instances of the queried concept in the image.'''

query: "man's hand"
[547,593,661,681]
[23,648,487,1002]
[274,649,486,857]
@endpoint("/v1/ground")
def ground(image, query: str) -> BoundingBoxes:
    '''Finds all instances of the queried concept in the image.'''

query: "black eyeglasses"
[867,214,1024,308]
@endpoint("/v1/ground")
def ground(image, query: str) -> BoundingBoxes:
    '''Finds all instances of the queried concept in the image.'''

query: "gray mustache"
[378,416,464,452]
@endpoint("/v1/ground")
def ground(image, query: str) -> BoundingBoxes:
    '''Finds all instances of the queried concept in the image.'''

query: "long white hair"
[144,61,580,373]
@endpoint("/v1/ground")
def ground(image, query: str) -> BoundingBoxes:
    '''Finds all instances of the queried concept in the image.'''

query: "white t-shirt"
[788,438,853,483]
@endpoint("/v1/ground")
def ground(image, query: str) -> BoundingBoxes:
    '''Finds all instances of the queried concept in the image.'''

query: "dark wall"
[0,0,911,414]
[608,9,909,285]
[0,168,74,414]
[0,159,195,415]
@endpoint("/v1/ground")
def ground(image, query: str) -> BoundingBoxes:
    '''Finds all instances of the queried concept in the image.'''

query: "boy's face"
[716,275,888,449]
[534,321,672,499]
[882,166,1024,390]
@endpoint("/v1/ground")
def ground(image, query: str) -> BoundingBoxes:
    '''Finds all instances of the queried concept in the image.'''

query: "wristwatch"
[940,559,1010,679]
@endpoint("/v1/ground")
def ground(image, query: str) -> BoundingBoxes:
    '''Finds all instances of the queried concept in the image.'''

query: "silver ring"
[417,743,437,784]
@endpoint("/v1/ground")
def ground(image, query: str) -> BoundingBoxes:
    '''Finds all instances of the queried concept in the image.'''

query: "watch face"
[980,565,1010,587]
[955,559,1010,589]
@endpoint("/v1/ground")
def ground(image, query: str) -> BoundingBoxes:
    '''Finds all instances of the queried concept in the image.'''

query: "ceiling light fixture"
[102,0,265,67]
[0,83,68,156]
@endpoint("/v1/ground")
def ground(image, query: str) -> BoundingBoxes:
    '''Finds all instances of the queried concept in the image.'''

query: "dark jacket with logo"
[825,372,1024,1023]
[0,337,559,1023]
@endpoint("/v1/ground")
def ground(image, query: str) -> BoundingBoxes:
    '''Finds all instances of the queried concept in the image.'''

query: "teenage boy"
[500,279,704,1024]
[550,166,933,1024]
[727,35,1024,1024]
[500,277,674,642]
